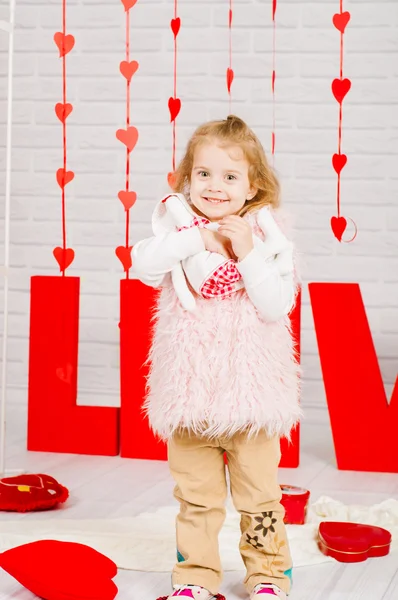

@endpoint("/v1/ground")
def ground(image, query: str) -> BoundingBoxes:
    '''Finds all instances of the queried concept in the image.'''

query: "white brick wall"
[0,0,397,419]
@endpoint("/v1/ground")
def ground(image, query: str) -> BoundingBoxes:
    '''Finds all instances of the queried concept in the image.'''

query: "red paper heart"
[0,540,118,600]
[56,168,74,188]
[226,68,234,93]
[116,126,139,151]
[332,153,347,174]
[116,246,133,272]
[118,190,137,210]
[333,11,351,33]
[171,17,181,37]
[121,0,138,11]
[53,32,75,57]
[55,102,73,123]
[0,474,69,512]
[272,0,277,21]
[229,9,233,27]
[168,97,181,122]
[331,216,347,242]
[119,60,139,82]
[167,171,177,189]
[332,78,351,103]
[56,363,73,384]
[53,247,75,271]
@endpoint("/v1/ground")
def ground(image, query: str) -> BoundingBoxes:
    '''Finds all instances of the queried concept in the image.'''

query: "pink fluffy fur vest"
[142,210,302,441]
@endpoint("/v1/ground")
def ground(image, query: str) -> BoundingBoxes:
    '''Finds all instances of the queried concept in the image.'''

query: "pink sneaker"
[156,585,226,600]
[250,584,287,599]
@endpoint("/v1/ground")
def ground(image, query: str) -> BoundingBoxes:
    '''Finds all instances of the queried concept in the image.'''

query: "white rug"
[0,497,397,572]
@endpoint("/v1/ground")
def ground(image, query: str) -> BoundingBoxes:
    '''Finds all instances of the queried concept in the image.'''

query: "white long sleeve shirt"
[131,226,296,322]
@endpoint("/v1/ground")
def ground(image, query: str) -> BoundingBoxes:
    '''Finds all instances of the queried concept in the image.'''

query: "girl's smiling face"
[189,141,257,221]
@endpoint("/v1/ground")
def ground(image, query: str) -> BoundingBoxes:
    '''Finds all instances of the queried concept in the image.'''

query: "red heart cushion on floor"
[0,540,118,600]
[0,474,69,512]
[318,521,392,563]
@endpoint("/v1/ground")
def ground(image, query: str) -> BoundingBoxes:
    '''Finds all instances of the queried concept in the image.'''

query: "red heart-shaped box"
[318,522,392,563]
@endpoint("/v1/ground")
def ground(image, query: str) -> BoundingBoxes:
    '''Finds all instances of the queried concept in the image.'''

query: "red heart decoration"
[115,246,133,272]
[167,171,177,189]
[318,522,391,563]
[331,216,347,242]
[0,540,118,600]
[229,9,233,27]
[171,17,181,37]
[53,247,75,271]
[55,102,73,123]
[56,168,74,188]
[332,78,351,103]
[118,190,137,210]
[168,97,181,122]
[332,153,347,174]
[272,0,277,21]
[0,474,69,512]
[121,0,138,11]
[119,60,139,82]
[56,363,73,384]
[53,32,75,57]
[226,68,234,93]
[116,126,139,151]
[333,11,351,33]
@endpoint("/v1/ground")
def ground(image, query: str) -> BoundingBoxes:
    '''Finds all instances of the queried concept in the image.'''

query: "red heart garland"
[226,68,234,93]
[229,9,233,27]
[116,126,139,151]
[115,246,133,272]
[121,0,138,11]
[331,216,347,242]
[167,171,177,189]
[56,363,73,384]
[119,60,139,82]
[272,0,277,21]
[53,247,75,271]
[332,153,347,174]
[171,17,181,37]
[118,190,137,210]
[56,168,74,188]
[168,97,181,122]
[332,78,351,103]
[333,11,351,34]
[55,102,73,123]
[53,32,75,58]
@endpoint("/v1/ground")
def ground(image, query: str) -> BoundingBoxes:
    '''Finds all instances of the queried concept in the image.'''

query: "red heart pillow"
[0,540,118,600]
[0,473,68,512]
[318,521,392,563]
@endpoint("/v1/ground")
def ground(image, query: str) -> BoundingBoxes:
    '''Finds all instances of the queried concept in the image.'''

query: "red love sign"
[56,168,74,188]
[171,17,181,37]
[118,190,137,210]
[55,102,73,123]
[116,246,133,272]
[167,171,177,189]
[331,216,347,242]
[121,0,138,11]
[332,153,347,174]
[53,247,75,271]
[168,97,181,122]
[333,11,351,34]
[226,68,234,93]
[53,32,75,57]
[116,126,139,151]
[332,78,351,103]
[119,60,139,82]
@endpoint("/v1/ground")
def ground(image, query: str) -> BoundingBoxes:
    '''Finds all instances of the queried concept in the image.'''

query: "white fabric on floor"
[0,496,397,571]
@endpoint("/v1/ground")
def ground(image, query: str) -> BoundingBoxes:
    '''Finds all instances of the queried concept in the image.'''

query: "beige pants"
[168,429,293,596]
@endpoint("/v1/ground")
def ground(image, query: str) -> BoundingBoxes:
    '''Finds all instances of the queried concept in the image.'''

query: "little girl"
[131,115,301,600]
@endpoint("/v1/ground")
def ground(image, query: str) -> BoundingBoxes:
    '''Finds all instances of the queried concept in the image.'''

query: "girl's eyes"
[198,171,236,181]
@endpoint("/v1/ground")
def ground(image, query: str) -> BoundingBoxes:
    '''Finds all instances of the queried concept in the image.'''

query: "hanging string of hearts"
[331,1,357,243]
[271,0,277,159]
[53,0,75,274]
[167,0,181,190]
[115,0,140,275]
[226,0,234,111]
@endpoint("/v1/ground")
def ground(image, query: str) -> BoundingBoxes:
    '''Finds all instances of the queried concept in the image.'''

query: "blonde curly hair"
[169,114,280,217]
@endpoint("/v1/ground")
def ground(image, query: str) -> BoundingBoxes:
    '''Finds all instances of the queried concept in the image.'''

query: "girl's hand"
[218,215,254,261]
[199,228,236,260]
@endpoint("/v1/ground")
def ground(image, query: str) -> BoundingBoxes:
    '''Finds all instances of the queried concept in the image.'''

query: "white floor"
[1,405,398,600]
